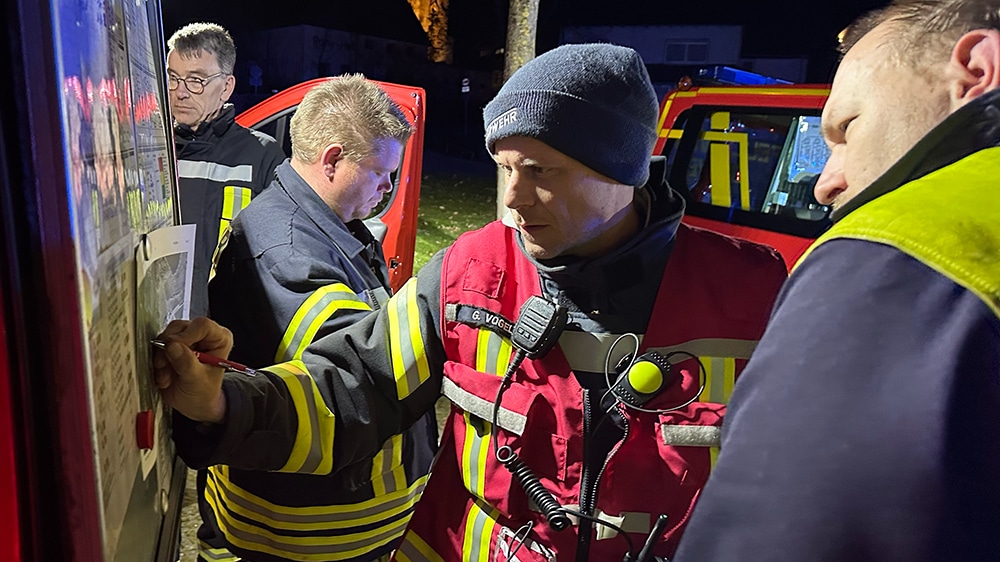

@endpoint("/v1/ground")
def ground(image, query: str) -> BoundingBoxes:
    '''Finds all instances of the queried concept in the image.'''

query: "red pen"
[150,339,258,376]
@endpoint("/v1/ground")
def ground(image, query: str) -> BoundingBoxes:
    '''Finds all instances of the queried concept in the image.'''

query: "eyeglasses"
[167,72,225,94]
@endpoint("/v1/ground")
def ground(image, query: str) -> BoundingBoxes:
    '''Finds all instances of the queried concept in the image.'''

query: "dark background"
[162,0,887,81]
[160,0,887,159]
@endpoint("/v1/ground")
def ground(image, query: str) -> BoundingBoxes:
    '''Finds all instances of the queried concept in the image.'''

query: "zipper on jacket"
[577,399,632,561]
[593,404,629,503]
[575,389,594,562]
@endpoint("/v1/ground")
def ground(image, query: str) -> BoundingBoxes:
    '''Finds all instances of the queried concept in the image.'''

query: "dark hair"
[167,22,236,75]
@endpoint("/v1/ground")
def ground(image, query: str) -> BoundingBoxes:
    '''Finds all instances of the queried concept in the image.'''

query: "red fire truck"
[655,83,833,269]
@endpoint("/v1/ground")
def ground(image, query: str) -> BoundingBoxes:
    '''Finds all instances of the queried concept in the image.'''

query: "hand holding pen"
[150,339,257,376]
[151,317,235,424]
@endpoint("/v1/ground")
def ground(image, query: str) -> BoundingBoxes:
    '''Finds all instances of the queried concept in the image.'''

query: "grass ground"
[411,172,499,440]
[413,172,499,272]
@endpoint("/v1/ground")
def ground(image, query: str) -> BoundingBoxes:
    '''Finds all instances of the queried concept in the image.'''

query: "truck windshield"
[663,107,832,238]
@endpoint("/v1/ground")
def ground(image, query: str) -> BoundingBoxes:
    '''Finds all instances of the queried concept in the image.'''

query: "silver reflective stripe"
[207,469,427,526]
[396,531,443,562]
[595,510,651,540]
[442,377,526,435]
[558,331,640,373]
[646,338,759,361]
[559,334,759,374]
[661,424,721,447]
[178,160,253,183]
[198,543,239,562]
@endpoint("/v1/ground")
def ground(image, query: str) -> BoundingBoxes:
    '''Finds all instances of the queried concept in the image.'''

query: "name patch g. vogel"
[450,304,514,338]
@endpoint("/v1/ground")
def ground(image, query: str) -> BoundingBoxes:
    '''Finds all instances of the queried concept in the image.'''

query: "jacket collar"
[273,161,366,259]
[174,104,237,142]
[833,89,1000,221]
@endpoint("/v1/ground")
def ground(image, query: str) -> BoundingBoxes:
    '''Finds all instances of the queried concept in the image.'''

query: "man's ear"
[949,29,1000,110]
[221,75,235,103]
[320,144,344,179]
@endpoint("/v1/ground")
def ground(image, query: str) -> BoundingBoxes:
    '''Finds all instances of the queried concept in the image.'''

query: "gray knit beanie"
[483,43,659,187]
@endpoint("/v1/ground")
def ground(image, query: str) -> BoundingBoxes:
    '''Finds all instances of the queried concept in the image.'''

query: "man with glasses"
[167,22,284,318]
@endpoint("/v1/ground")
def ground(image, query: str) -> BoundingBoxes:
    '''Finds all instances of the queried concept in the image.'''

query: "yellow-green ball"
[627,361,663,394]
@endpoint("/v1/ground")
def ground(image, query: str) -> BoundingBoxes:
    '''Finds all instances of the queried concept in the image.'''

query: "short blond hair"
[289,74,412,164]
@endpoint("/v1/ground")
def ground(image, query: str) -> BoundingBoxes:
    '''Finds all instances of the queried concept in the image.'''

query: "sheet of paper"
[136,224,195,479]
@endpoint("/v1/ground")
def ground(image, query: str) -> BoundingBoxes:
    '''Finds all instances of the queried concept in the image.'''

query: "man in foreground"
[156,43,788,560]
[674,1,1000,560]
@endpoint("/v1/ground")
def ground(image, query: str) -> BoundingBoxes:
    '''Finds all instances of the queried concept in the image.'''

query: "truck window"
[664,106,832,239]
[762,115,830,221]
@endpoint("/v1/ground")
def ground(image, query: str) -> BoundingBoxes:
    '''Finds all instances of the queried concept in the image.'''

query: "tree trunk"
[495,0,539,219]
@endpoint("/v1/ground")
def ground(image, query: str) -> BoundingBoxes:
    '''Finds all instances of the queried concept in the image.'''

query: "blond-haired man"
[184,75,436,562]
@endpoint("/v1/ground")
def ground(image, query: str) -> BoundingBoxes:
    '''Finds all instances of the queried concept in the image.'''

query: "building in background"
[561,25,809,98]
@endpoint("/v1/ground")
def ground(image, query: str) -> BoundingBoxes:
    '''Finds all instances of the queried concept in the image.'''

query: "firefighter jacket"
[174,103,285,316]
[171,172,786,562]
[673,91,1000,562]
[190,161,438,562]
[395,216,786,561]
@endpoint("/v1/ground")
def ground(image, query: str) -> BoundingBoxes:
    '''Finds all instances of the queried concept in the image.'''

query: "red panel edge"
[0,295,22,561]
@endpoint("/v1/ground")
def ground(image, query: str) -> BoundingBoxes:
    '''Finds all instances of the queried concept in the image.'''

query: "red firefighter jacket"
[397,221,786,561]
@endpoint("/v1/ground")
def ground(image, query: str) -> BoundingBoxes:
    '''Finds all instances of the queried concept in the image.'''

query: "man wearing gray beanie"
[483,43,659,188]
[154,43,787,561]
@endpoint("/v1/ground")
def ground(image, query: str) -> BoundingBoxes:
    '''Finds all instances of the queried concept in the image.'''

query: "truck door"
[656,87,832,269]
[236,79,425,293]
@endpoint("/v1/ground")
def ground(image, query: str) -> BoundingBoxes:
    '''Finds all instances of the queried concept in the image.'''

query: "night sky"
[162,0,888,83]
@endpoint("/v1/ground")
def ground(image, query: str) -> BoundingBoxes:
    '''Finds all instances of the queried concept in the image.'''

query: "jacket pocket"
[442,361,571,519]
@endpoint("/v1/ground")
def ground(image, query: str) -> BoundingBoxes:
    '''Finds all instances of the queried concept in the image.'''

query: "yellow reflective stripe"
[656,94,676,137]
[269,361,335,474]
[462,498,499,562]
[389,279,431,399]
[396,530,446,562]
[699,356,736,404]
[475,328,491,373]
[703,130,750,210]
[709,446,720,470]
[204,473,427,560]
[667,128,683,139]
[709,142,732,208]
[276,283,371,362]
[371,434,406,496]
[474,328,512,376]
[198,541,240,562]
[737,134,751,210]
[461,413,491,498]
[695,86,829,96]
[210,224,232,282]
[207,465,427,525]
[219,186,253,243]
[710,111,730,130]
[222,186,253,219]
[722,357,736,401]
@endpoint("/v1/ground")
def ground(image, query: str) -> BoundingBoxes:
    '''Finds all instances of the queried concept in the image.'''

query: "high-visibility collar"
[831,89,1000,222]
[800,146,1000,318]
